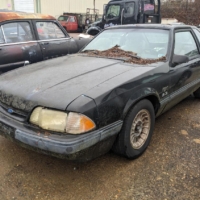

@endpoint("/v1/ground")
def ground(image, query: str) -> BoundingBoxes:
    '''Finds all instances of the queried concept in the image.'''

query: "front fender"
[86,26,102,36]
[69,38,91,53]
[74,38,92,51]
[122,87,161,118]
[66,95,99,127]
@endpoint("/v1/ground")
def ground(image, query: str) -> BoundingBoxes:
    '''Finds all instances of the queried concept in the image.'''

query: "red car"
[58,15,79,32]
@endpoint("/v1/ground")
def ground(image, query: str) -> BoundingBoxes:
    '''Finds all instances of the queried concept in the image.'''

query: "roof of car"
[59,15,73,17]
[0,11,55,23]
[106,24,194,30]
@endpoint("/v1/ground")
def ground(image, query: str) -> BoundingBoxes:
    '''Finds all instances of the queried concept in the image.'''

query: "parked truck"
[58,9,101,33]
[58,13,85,32]
[87,0,161,35]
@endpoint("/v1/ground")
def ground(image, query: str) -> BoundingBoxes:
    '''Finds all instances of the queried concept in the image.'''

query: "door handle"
[42,42,49,45]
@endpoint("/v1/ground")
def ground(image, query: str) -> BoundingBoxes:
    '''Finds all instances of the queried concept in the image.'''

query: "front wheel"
[112,99,155,159]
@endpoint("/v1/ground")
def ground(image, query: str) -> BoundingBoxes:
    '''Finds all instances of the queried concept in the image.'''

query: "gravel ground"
[0,95,200,200]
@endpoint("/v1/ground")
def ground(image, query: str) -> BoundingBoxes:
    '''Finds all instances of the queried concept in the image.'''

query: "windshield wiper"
[81,50,96,53]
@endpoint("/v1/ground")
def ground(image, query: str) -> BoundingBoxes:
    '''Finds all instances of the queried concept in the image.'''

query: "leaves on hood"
[83,45,166,65]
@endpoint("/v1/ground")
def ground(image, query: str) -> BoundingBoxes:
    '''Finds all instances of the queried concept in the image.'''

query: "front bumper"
[0,111,123,161]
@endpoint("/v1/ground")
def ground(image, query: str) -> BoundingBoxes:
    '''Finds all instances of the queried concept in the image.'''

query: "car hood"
[0,55,156,112]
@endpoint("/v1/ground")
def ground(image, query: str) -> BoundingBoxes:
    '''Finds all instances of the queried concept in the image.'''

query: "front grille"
[0,102,28,122]
[0,90,37,113]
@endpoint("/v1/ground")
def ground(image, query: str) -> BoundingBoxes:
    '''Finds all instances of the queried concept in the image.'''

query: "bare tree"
[162,0,200,25]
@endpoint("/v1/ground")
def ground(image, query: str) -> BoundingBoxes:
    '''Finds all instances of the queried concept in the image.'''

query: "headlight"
[29,107,96,134]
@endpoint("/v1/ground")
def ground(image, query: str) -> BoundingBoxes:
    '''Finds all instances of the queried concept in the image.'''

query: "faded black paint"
[0,25,200,161]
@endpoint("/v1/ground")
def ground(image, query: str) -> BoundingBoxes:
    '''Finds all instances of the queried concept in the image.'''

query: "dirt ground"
[0,95,200,200]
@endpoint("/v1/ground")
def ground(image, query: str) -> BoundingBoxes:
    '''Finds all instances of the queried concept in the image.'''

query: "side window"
[174,31,199,58]
[106,5,120,18]
[124,2,135,18]
[36,22,65,40]
[193,29,200,42]
[0,28,5,44]
[2,22,33,43]
[69,17,75,22]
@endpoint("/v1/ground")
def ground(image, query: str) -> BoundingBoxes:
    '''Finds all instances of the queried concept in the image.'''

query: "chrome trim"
[24,61,30,66]
[0,40,38,47]
[1,26,6,43]
[0,37,71,47]
[38,37,71,42]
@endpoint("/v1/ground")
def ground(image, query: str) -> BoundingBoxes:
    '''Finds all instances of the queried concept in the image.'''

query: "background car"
[0,24,200,162]
[0,11,91,73]
[58,14,85,33]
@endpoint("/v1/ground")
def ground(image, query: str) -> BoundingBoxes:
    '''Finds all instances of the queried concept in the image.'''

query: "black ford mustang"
[0,24,200,161]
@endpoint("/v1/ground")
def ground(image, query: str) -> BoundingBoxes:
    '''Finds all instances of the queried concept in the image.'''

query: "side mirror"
[171,54,189,67]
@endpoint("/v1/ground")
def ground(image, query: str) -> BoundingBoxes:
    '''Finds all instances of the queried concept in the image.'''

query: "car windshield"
[58,16,69,21]
[106,4,120,20]
[82,28,169,60]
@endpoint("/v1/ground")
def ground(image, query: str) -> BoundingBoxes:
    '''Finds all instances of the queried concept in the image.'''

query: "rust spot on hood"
[0,12,55,23]
[83,45,166,65]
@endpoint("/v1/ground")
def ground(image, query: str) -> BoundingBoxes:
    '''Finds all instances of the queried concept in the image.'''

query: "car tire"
[112,99,155,159]
[194,88,200,98]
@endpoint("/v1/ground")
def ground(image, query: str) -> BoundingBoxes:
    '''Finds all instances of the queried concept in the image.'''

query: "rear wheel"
[194,87,200,98]
[112,99,155,159]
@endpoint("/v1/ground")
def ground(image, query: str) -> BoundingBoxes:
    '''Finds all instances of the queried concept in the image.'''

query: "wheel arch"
[122,89,161,119]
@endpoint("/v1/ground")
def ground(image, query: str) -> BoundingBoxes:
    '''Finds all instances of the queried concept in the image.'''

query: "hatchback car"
[0,24,200,161]
[0,11,90,73]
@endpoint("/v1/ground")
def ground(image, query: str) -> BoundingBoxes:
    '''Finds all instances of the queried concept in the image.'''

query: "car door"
[163,28,200,112]
[34,20,72,60]
[0,21,42,73]
[70,16,78,32]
